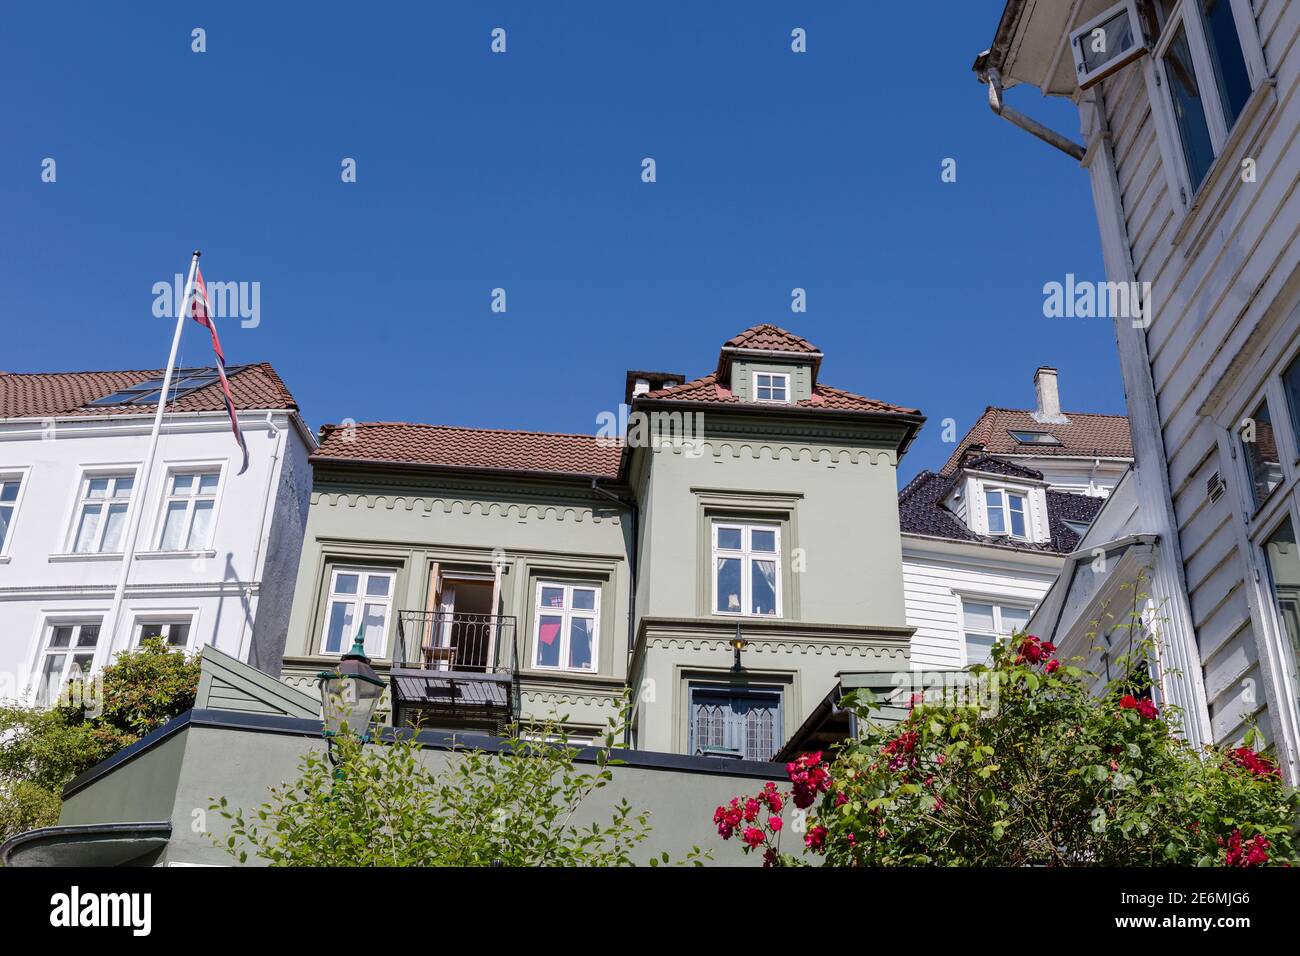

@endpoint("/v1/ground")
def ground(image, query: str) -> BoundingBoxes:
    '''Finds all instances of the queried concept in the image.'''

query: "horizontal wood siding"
[1098,1,1300,749]
[903,546,1058,670]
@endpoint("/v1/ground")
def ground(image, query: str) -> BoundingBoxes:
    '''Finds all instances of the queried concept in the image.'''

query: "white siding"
[1088,0,1300,762]
[903,542,1060,670]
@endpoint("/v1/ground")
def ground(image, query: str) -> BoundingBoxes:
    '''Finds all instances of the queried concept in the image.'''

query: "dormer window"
[986,488,1029,539]
[1008,429,1062,446]
[753,372,790,403]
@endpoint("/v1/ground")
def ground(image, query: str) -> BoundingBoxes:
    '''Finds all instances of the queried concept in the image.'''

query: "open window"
[1071,0,1149,90]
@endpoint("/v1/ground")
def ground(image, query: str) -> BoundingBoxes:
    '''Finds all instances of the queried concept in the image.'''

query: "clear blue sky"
[1,1,1124,483]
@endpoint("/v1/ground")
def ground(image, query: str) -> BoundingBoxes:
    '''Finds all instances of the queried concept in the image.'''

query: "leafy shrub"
[211,705,706,867]
[713,634,1299,867]
[0,639,200,844]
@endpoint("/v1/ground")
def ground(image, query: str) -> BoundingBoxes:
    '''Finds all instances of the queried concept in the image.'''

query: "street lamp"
[317,633,385,758]
[730,623,748,672]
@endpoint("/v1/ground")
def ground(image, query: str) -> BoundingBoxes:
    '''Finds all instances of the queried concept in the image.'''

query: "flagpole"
[100,250,201,664]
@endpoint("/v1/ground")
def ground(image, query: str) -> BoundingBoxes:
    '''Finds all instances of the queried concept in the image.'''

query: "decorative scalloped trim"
[658,440,894,466]
[644,637,908,657]
[309,492,621,524]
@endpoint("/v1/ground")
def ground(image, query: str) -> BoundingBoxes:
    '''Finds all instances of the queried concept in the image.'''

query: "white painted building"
[0,364,313,705]
[976,0,1300,781]
[901,367,1132,669]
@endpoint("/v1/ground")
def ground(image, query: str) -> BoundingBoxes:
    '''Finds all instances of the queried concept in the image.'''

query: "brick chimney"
[1032,367,1069,424]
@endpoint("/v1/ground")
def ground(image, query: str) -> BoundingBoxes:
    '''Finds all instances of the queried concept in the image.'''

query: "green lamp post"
[316,630,385,761]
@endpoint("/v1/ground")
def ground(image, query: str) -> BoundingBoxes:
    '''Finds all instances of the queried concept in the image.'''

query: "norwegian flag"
[189,266,249,474]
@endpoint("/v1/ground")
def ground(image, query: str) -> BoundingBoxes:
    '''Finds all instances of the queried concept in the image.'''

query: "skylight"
[87,367,245,407]
[1063,520,1092,537]
[1008,430,1062,446]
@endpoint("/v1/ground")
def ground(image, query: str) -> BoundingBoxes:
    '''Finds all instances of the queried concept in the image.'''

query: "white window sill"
[135,549,218,560]
[49,552,124,563]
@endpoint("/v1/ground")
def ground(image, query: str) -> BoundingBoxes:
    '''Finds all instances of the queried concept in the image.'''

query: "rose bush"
[714,633,1299,866]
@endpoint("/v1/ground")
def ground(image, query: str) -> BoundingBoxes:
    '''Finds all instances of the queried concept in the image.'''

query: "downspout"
[979,65,1087,161]
[590,478,638,745]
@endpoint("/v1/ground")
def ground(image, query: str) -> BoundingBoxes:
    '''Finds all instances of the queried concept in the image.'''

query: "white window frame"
[711,521,783,618]
[1146,0,1266,205]
[1070,0,1150,90]
[154,465,224,552]
[133,615,196,651]
[66,471,137,554]
[0,469,29,558]
[959,599,1034,668]
[32,619,103,707]
[984,487,1030,540]
[532,580,601,673]
[318,567,396,658]
[752,372,791,404]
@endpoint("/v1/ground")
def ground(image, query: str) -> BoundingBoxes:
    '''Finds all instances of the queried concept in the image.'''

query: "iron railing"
[394,611,518,674]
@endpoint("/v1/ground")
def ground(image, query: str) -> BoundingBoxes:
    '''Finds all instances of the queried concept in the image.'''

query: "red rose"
[742,826,765,848]
[1045,659,1060,674]
[805,826,828,853]
[1135,698,1159,719]
[768,816,783,832]
[1119,695,1139,710]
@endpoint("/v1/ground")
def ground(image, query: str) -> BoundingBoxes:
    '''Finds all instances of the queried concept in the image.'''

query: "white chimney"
[1032,367,1069,424]
[633,377,651,396]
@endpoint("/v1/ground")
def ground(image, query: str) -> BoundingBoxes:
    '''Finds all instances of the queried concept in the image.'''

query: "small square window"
[1070,1,1148,90]
[753,372,790,404]
[137,621,191,648]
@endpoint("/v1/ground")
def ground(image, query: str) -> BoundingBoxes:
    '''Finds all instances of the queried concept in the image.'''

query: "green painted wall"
[280,468,633,730]
[624,408,913,754]
[62,722,793,867]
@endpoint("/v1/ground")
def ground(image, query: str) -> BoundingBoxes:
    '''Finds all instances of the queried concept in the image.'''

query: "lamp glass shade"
[318,649,384,739]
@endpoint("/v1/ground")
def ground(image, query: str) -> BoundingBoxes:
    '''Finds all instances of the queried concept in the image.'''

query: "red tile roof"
[641,373,920,416]
[722,324,821,355]
[0,364,298,420]
[314,422,622,479]
[941,407,1132,473]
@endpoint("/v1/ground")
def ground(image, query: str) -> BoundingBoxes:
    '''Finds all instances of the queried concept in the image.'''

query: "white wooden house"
[975,0,1300,780]
[901,367,1132,669]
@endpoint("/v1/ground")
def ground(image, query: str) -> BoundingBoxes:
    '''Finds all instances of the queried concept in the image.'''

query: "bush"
[0,639,200,844]
[713,633,1300,867]
[211,704,706,867]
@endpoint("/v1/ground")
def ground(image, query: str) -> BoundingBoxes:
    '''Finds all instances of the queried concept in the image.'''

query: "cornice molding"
[310,491,622,525]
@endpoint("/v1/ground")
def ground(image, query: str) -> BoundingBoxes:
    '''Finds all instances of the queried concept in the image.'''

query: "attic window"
[1070,0,1148,90]
[87,367,245,407]
[753,372,790,404]
[1008,430,1062,446]
[1063,520,1092,538]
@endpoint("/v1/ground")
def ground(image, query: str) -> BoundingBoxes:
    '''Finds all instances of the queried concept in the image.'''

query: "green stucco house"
[278,325,923,761]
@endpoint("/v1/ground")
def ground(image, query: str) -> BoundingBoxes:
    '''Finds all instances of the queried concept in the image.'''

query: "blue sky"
[1,1,1123,483]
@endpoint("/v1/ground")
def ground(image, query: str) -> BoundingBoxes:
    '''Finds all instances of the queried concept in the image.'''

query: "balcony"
[390,611,519,733]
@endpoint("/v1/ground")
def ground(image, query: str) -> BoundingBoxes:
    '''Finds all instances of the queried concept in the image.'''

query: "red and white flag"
[189,266,249,474]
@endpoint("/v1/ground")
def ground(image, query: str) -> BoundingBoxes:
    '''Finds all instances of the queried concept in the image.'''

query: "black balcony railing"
[390,612,520,732]
[393,611,517,674]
